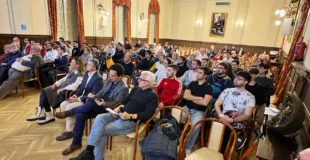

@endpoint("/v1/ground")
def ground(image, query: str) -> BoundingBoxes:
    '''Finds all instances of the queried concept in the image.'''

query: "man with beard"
[154,64,183,109]
[214,71,255,150]
[176,56,188,77]
[231,60,243,75]
[182,67,213,156]
[180,59,201,88]
[72,41,81,57]
[207,62,233,101]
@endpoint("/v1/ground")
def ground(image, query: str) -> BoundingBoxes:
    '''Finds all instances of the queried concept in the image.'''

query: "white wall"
[0,0,49,35]
[166,0,286,47]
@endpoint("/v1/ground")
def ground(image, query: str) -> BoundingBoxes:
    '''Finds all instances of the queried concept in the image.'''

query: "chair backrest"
[122,75,131,86]
[183,118,237,160]
[143,106,191,160]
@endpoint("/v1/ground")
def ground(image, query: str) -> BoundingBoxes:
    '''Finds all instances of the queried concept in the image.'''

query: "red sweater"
[154,78,183,105]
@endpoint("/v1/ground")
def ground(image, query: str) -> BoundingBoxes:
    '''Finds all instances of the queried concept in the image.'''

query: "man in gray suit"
[0,45,43,100]
[55,64,129,155]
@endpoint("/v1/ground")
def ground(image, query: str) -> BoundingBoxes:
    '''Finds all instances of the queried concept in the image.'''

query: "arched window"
[147,0,160,44]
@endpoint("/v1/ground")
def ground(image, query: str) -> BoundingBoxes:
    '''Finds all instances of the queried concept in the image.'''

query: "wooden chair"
[18,67,42,98]
[142,106,191,160]
[102,71,108,82]
[122,75,131,86]
[181,118,237,160]
[55,64,69,81]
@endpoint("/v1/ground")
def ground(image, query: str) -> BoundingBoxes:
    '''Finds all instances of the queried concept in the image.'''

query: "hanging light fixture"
[97,3,109,16]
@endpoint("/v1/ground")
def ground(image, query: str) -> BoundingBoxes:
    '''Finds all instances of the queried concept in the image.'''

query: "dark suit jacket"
[94,79,128,108]
[74,71,103,102]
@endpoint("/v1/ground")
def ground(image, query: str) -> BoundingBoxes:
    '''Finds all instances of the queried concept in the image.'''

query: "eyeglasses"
[138,77,149,82]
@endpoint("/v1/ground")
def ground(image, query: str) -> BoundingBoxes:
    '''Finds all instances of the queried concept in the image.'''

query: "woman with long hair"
[26,58,85,125]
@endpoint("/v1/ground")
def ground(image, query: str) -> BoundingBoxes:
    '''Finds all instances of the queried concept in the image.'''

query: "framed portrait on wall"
[209,13,228,38]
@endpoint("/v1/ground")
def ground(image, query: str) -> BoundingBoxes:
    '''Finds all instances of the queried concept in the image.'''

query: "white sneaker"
[38,112,55,125]
[186,148,192,157]
[26,107,45,121]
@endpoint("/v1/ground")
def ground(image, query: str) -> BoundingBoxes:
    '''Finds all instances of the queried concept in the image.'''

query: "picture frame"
[209,13,228,38]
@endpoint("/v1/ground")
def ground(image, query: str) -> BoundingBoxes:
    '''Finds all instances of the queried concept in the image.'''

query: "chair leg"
[21,82,25,98]
[37,79,42,90]
[109,136,112,151]
[106,136,110,150]
[133,131,139,160]
[85,121,89,136]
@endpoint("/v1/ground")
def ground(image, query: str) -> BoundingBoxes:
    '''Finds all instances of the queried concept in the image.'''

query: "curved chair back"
[182,118,237,160]
[122,75,131,86]
[143,106,191,160]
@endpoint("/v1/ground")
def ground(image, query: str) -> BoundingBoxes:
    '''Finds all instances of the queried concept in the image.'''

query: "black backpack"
[267,92,305,136]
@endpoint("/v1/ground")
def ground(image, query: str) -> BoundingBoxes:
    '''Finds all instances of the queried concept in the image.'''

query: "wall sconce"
[97,3,109,16]
[140,12,148,22]
[236,21,244,27]
[196,19,202,26]
[275,20,281,26]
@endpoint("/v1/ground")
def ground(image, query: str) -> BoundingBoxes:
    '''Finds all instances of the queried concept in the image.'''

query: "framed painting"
[209,13,228,38]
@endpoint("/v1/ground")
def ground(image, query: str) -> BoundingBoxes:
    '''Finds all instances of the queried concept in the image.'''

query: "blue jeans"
[88,113,136,160]
[71,99,107,145]
[181,106,204,149]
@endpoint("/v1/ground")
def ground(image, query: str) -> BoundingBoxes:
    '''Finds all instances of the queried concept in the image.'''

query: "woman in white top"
[172,52,179,65]
[155,58,172,84]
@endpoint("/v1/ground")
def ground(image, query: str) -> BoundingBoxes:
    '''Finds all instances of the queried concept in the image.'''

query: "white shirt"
[196,52,208,61]
[155,68,167,84]
[81,71,96,97]
[155,62,164,70]
[44,50,58,61]
[55,71,83,90]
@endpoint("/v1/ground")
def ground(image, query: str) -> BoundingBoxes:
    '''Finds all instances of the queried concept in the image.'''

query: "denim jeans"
[88,113,136,160]
[181,105,204,149]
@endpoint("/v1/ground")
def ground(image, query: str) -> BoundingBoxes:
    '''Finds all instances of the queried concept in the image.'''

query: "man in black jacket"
[72,41,81,57]
[70,71,158,160]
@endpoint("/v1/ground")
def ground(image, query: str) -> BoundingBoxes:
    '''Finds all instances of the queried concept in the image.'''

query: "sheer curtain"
[149,14,156,44]
[116,5,125,44]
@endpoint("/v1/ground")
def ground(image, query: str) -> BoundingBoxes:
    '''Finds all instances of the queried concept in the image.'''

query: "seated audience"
[79,47,93,65]
[231,46,237,52]
[154,64,182,108]
[196,48,208,61]
[201,58,209,67]
[0,43,23,85]
[238,47,245,56]
[22,38,31,55]
[181,59,201,88]
[137,51,155,70]
[65,41,73,56]
[226,63,235,80]
[138,43,149,57]
[186,53,197,70]
[54,59,103,145]
[0,44,12,64]
[176,56,188,78]
[222,45,230,53]
[182,67,213,156]
[246,68,266,130]
[106,43,115,57]
[72,41,81,57]
[0,45,43,100]
[134,40,142,48]
[70,71,158,160]
[40,46,69,88]
[121,53,135,76]
[150,54,165,72]
[154,58,172,84]
[256,63,274,107]
[112,43,125,64]
[26,58,85,124]
[56,64,128,155]
[231,60,243,75]
[91,45,101,59]
[207,62,233,101]
[43,43,58,62]
[171,52,179,65]
[207,45,217,58]
[222,53,234,63]
[231,50,239,61]
[124,40,132,52]
[214,71,255,149]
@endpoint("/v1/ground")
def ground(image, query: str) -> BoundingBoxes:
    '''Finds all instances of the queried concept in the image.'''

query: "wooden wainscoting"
[159,38,279,55]
[0,34,52,55]
[84,37,147,47]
